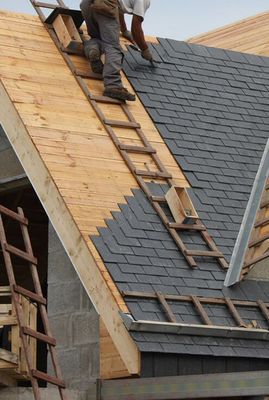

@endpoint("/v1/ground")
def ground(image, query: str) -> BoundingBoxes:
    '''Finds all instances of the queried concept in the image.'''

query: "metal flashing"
[225,139,269,287]
[121,313,269,341]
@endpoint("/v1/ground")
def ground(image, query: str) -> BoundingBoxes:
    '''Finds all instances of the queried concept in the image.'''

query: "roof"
[2,6,269,380]
[188,10,269,56]
[0,8,186,379]
[92,38,269,358]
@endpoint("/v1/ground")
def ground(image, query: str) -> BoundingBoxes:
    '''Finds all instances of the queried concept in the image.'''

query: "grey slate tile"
[91,40,269,361]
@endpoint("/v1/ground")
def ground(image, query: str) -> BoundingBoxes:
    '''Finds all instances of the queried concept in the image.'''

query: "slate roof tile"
[91,40,269,360]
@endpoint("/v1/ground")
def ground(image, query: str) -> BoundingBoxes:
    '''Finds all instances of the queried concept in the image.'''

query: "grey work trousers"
[80,0,124,88]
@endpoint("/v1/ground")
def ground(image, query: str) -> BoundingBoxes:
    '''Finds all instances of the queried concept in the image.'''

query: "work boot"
[103,87,136,101]
[87,48,104,75]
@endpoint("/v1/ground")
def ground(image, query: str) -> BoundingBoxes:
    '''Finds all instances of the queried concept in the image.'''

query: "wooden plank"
[22,326,56,346]
[91,94,123,105]
[53,14,82,50]
[188,11,269,57]
[249,233,269,248]
[123,290,266,308]
[0,205,28,225]
[165,186,198,224]
[0,316,18,326]
[156,292,177,323]
[244,250,269,269]
[0,304,13,313]
[104,119,141,129]
[4,243,37,265]
[190,296,212,325]
[0,350,18,365]
[76,69,103,80]
[0,286,11,296]
[100,320,130,379]
[185,250,223,258]
[168,223,206,231]
[257,300,269,324]
[32,370,65,388]
[135,169,172,179]
[13,285,47,305]
[224,298,246,327]
[0,81,140,376]
[119,144,156,154]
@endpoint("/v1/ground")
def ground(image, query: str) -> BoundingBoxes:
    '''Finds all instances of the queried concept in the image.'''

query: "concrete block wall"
[0,124,24,180]
[0,388,92,400]
[47,223,100,391]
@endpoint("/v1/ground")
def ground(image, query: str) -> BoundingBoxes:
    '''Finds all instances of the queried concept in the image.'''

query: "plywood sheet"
[188,11,269,56]
[0,9,188,377]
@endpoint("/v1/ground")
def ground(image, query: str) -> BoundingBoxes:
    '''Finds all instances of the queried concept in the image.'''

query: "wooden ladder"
[29,0,228,270]
[243,178,269,276]
[0,205,67,400]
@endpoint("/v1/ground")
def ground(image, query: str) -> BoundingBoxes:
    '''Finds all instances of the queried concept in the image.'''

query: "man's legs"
[94,12,135,100]
[80,0,104,74]
[80,1,135,101]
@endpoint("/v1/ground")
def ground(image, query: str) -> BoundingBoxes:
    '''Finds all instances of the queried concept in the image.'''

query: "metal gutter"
[100,370,269,399]
[121,313,269,341]
[225,139,269,287]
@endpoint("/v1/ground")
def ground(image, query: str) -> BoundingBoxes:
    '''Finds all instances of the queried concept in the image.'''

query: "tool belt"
[90,0,119,18]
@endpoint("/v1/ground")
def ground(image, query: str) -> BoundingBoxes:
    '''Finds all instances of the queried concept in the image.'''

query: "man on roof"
[80,0,152,102]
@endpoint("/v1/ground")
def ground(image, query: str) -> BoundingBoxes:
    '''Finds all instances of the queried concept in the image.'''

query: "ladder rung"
[75,69,103,80]
[249,233,269,248]
[119,144,156,154]
[32,370,65,388]
[13,285,47,305]
[22,327,56,346]
[104,119,141,129]
[150,196,166,203]
[260,199,269,209]
[244,250,269,269]
[255,216,269,228]
[168,223,206,231]
[35,1,59,8]
[90,95,123,105]
[0,205,28,225]
[4,243,37,265]
[62,46,84,56]
[135,170,172,179]
[184,250,224,258]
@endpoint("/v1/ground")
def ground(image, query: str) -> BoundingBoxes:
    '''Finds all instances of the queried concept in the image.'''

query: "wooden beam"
[0,349,18,365]
[0,81,140,375]
[100,320,131,379]
[101,370,269,399]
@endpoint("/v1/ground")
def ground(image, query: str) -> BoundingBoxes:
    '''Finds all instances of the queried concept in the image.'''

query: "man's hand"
[122,30,134,43]
[141,48,153,61]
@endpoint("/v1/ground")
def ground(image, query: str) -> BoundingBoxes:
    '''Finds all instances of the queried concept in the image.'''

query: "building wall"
[247,260,269,281]
[141,353,269,378]
[47,223,100,390]
[0,123,100,392]
[0,124,24,180]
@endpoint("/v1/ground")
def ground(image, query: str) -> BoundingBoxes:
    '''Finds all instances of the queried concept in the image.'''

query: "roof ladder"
[242,178,269,275]
[29,1,228,270]
[0,205,67,400]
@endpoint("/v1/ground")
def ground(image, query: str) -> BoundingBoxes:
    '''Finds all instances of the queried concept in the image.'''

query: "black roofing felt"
[92,40,269,359]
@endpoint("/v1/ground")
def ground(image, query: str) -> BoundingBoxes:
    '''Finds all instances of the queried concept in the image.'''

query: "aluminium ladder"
[29,0,228,270]
[0,204,67,400]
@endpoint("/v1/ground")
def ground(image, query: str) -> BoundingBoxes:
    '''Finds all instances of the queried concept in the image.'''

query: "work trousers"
[80,0,124,88]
